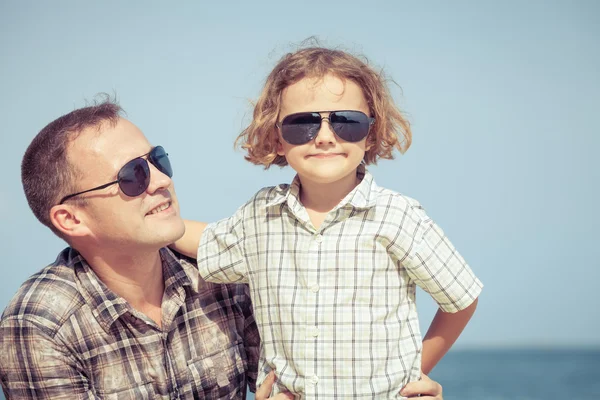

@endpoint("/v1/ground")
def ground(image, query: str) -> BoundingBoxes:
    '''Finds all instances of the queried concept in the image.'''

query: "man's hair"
[21,98,123,237]
[236,46,412,168]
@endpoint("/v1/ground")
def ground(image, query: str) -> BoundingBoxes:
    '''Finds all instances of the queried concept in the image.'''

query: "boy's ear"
[49,204,91,239]
[277,140,285,156]
[276,136,285,156]
[365,134,374,151]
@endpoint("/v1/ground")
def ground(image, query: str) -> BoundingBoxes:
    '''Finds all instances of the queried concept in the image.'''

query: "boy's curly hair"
[236,46,412,168]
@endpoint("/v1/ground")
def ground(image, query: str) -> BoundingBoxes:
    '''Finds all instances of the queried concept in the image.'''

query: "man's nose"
[146,161,172,193]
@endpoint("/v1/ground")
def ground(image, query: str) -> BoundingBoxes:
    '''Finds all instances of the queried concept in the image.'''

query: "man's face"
[66,118,185,251]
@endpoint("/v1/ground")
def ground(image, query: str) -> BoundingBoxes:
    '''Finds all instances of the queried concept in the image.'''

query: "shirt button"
[314,234,323,243]
[309,375,319,385]
[309,326,319,337]
[310,284,320,293]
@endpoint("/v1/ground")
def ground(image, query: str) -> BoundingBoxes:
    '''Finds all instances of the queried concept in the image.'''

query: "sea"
[1,348,598,399]
[246,348,600,399]
[411,348,600,399]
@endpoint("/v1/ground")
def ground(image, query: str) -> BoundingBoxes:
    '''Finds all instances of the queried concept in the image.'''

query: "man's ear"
[49,204,90,239]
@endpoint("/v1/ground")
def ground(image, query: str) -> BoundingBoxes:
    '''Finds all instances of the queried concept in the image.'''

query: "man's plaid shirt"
[0,247,259,399]
[198,165,483,399]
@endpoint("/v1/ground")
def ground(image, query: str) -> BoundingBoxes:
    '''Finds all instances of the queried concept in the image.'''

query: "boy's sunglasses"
[59,146,172,204]
[278,110,375,145]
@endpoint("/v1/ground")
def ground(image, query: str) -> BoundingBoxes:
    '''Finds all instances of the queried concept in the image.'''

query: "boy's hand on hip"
[399,373,443,399]
[255,371,294,400]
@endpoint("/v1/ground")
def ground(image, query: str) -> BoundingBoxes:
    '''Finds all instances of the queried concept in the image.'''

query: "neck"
[77,246,165,323]
[298,169,359,212]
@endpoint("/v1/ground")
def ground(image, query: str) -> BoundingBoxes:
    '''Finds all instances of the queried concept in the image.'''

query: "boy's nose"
[315,118,336,145]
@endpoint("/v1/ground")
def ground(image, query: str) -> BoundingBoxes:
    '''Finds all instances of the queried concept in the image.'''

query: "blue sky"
[1,0,598,351]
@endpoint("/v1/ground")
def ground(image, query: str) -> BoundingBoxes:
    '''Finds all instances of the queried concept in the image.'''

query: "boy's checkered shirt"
[198,164,483,399]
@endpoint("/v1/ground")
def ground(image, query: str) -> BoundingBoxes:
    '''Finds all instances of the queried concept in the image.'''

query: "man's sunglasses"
[278,110,375,145]
[59,146,172,204]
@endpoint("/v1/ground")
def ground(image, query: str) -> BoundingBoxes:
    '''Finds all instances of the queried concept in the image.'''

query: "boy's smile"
[306,152,346,158]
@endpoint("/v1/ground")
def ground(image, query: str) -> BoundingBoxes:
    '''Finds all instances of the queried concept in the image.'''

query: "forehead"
[68,118,152,176]
[280,74,369,114]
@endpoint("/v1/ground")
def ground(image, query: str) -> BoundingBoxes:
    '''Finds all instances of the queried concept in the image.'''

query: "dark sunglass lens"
[281,113,321,145]
[149,146,173,178]
[118,158,150,197]
[330,111,371,142]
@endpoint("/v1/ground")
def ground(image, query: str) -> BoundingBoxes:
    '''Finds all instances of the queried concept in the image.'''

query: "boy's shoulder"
[237,184,291,210]
[370,182,425,212]
[355,167,425,213]
[366,178,434,228]
[253,184,289,202]
[0,248,85,336]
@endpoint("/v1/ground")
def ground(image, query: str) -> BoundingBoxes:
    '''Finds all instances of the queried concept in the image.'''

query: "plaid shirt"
[198,165,483,399]
[0,247,259,400]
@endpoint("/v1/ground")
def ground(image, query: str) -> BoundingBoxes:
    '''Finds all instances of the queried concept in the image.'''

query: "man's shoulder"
[1,248,85,336]
[169,248,250,297]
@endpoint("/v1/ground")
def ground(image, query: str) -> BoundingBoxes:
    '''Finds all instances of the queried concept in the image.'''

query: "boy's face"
[277,74,370,186]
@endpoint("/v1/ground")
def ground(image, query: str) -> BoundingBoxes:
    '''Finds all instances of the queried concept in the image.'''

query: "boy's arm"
[421,298,478,374]
[170,219,207,258]
[390,201,483,374]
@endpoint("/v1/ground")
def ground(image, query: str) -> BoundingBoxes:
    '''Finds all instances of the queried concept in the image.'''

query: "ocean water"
[429,348,600,399]
[1,349,598,399]
[245,348,600,399]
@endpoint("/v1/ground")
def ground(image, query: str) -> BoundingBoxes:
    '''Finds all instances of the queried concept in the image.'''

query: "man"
[0,100,444,399]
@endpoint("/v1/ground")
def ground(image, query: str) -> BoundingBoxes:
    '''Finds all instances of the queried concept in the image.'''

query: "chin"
[168,220,187,242]
[308,170,357,184]
[154,219,186,248]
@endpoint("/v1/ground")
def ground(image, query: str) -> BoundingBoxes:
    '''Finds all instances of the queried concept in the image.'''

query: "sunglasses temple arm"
[59,180,120,204]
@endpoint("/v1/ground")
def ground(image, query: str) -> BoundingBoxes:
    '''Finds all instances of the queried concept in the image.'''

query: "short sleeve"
[390,202,483,313]
[197,204,249,284]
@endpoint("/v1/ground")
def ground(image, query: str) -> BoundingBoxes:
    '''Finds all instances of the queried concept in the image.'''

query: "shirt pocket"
[187,343,247,399]
[96,380,156,400]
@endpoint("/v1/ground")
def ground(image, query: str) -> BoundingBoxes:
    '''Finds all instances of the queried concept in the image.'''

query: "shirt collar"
[73,247,197,332]
[343,163,378,210]
[160,247,198,295]
[265,163,378,212]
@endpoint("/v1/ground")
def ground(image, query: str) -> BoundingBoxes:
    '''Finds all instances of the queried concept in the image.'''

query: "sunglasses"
[278,110,375,145]
[59,146,172,204]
